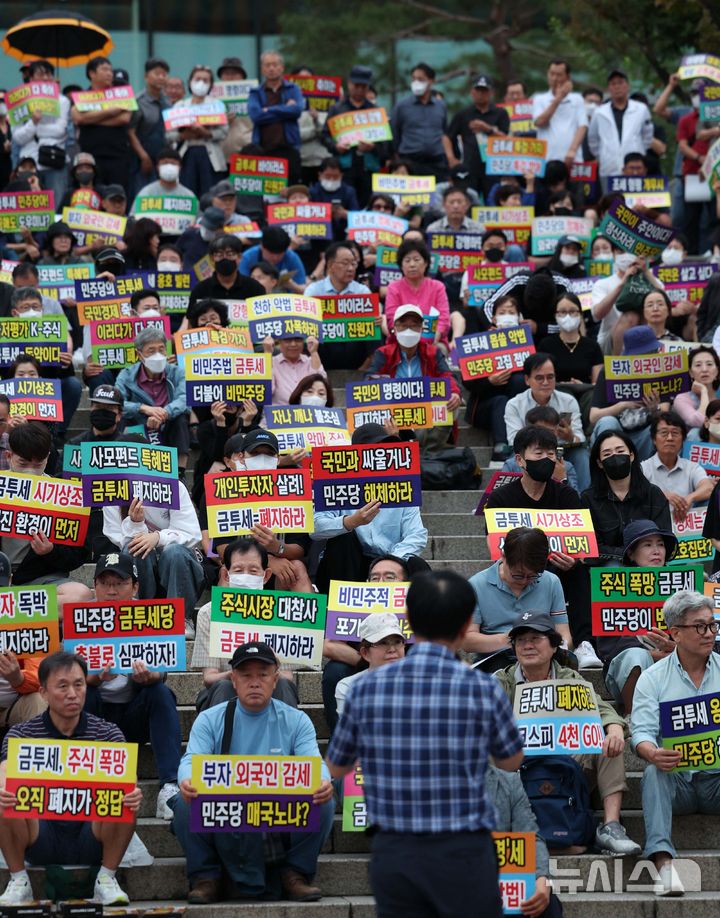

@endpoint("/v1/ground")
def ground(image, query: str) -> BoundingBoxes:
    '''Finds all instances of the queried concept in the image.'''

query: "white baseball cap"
[393,303,424,323]
[359,612,405,643]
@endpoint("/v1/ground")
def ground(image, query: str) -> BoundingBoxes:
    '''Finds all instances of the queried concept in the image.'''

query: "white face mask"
[559,253,579,267]
[142,353,168,374]
[585,102,597,118]
[10,460,45,476]
[20,309,43,319]
[157,260,180,272]
[615,252,635,272]
[234,459,244,471]
[395,328,422,348]
[244,453,278,471]
[0,105,7,117]
[228,573,265,590]
[138,308,161,318]
[301,393,327,407]
[691,95,700,110]
[661,247,683,266]
[557,314,581,333]
[411,80,428,96]
[158,163,180,182]
[594,252,614,262]
[190,79,211,97]
[320,178,341,192]
[495,313,519,328]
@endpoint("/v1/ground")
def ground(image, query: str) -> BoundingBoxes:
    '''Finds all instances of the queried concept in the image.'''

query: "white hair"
[663,591,714,629]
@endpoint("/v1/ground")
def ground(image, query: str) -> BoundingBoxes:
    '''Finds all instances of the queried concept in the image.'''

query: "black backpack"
[420,447,481,490]
[520,755,596,849]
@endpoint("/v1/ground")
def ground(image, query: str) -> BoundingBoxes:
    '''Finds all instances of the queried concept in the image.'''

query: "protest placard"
[185,351,271,407]
[0,472,89,546]
[205,468,313,537]
[229,154,288,196]
[660,690,720,771]
[133,193,198,235]
[598,200,675,259]
[514,679,604,755]
[586,257,614,278]
[474,471,523,515]
[345,377,451,431]
[210,79,258,115]
[484,136,547,177]
[604,351,690,403]
[90,315,170,369]
[325,580,412,642]
[530,216,593,256]
[80,441,179,509]
[63,597,185,673]
[61,208,127,248]
[371,174,436,205]
[465,262,532,307]
[569,161,600,203]
[174,325,252,357]
[455,324,535,381]
[672,508,714,564]
[6,81,60,127]
[501,98,535,133]
[209,586,326,666]
[0,585,59,659]
[267,202,332,239]
[67,186,102,210]
[246,293,323,342]
[318,292,381,343]
[37,262,95,303]
[471,207,534,248]
[679,53,720,84]
[652,261,717,306]
[342,764,368,832]
[311,441,422,510]
[72,86,137,111]
[682,440,720,477]
[590,565,702,636]
[494,833,537,915]
[163,100,227,130]
[4,738,137,823]
[0,315,68,367]
[0,191,54,233]
[190,754,322,832]
[484,508,597,559]
[327,107,392,146]
[704,582,720,623]
[607,175,671,209]
[702,137,720,185]
[285,73,342,111]
[0,377,63,422]
[0,259,17,285]
[426,230,486,273]
[264,404,350,452]
[73,274,145,324]
[700,85,720,123]
[346,211,408,248]
[142,269,195,314]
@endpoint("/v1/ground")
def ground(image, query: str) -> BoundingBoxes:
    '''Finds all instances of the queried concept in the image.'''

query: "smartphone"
[556,447,564,460]
[559,412,572,424]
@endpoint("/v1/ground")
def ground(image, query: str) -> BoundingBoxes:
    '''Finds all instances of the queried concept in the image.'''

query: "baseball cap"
[509,610,558,639]
[607,68,628,82]
[95,246,126,269]
[351,423,401,445]
[94,552,138,581]
[113,68,130,86]
[210,180,237,199]
[622,520,678,567]
[286,184,310,198]
[218,56,247,79]
[0,551,10,587]
[393,303,424,323]
[102,184,127,200]
[558,234,582,248]
[230,641,278,668]
[72,152,96,169]
[242,429,279,455]
[200,206,226,231]
[349,65,373,85]
[90,385,123,406]
[223,432,247,458]
[473,75,493,89]
[359,612,405,644]
[622,325,659,355]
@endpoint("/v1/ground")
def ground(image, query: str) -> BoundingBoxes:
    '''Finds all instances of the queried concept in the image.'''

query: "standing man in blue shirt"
[327,570,524,917]
[239,226,307,294]
[392,63,449,180]
[247,50,304,184]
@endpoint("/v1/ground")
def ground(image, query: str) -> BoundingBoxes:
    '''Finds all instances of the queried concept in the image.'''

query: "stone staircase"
[35,371,719,915]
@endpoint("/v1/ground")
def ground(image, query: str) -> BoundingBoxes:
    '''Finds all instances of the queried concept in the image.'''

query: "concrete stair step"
[420,490,485,512]
[427,559,490,576]
[422,534,487,561]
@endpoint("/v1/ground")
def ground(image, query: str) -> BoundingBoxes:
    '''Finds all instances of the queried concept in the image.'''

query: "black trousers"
[370,829,503,918]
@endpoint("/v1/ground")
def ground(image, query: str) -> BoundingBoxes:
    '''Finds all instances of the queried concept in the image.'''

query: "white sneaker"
[655,862,685,897]
[156,781,179,819]
[184,619,196,639]
[574,641,603,669]
[0,873,33,906]
[93,872,129,906]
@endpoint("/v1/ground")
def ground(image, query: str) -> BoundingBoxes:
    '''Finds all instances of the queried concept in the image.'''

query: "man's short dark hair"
[0,395,10,412]
[8,421,52,462]
[443,185,471,203]
[412,62,435,80]
[524,352,556,376]
[324,242,354,265]
[11,287,42,309]
[525,405,560,426]
[368,554,409,579]
[223,537,269,571]
[157,146,182,163]
[86,56,111,79]
[623,151,647,167]
[406,571,476,640]
[186,298,228,327]
[481,229,507,246]
[513,425,558,456]
[11,263,39,282]
[130,288,160,309]
[651,410,688,441]
[209,234,243,256]
[503,527,549,571]
[262,226,291,254]
[145,57,170,73]
[549,59,571,75]
[39,651,88,687]
[506,79,525,94]
[319,156,341,172]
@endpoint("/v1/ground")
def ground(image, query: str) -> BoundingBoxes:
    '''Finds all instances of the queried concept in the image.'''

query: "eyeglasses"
[673,621,720,635]
[212,249,238,259]
[655,429,682,439]
[531,374,555,383]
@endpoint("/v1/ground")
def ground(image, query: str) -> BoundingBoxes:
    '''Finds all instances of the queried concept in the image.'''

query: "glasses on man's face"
[532,374,555,383]
[674,621,720,635]
[506,567,540,585]
[655,428,682,439]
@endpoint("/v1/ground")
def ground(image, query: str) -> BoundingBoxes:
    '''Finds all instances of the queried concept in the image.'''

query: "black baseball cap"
[242,429,279,455]
[349,65,373,85]
[113,68,130,86]
[607,68,628,82]
[351,422,401,445]
[509,610,558,639]
[94,553,138,581]
[102,184,127,200]
[90,385,123,406]
[231,641,278,668]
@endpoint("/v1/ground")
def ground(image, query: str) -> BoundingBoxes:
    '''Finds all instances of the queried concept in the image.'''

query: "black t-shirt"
[188,273,266,307]
[485,476,582,515]
[538,333,604,384]
[446,104,511,174]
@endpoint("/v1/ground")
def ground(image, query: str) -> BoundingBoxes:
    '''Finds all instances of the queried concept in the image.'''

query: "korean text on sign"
[325,580,412,643]
[0,585,59,659]
[455,324,535,381]
[604,351,690,404]
[80,441,180,510]
[185,351,271,407]
[311,441,422,510]
[263,404,350,453]
[660,690,720,772]
[204,468,313,537]
[484,508,598,560]
[345,377,451,432]
[0,472,89,546]
[514,679,604,755]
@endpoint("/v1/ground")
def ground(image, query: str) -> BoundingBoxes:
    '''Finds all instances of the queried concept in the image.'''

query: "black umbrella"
[2,9,113,68]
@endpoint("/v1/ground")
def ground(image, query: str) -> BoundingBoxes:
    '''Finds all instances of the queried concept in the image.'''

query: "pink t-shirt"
[385,276,450,339]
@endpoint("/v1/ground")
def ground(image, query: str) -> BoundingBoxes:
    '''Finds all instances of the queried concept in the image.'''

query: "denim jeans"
[564,444,590,493]
[133,542,205,623]
[641,766,720,858]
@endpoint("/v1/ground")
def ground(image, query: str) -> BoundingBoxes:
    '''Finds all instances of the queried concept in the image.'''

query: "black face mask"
[484,247,504,263]
[90,408,117,431]
[523,457,556,483]
[215,258,237,277]
[553,206,573,216]
[602,453,632,480]
[76,170,94,186]
[224,411,238,425]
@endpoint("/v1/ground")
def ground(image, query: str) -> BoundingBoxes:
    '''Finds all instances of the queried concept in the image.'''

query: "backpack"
[519,755,596,849]
[420,447,481,490]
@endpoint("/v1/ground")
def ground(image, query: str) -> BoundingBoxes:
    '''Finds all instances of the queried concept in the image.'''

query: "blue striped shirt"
[327,641,523,832]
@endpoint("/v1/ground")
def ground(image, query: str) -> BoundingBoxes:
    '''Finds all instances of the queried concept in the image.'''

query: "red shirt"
[677,110,709,176]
